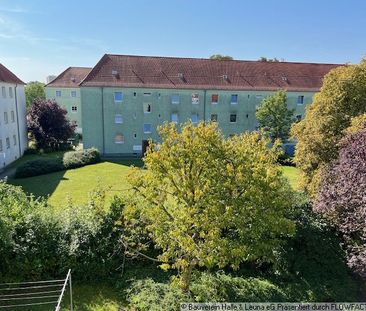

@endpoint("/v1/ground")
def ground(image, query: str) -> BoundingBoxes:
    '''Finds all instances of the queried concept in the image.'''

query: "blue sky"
[0,0,365,82]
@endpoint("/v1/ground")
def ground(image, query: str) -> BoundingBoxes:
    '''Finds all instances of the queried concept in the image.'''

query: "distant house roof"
[0,63,25,85]
[46,67,92,88]
[80,54,342,91]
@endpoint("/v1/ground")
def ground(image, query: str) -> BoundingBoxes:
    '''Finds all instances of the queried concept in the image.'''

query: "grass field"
[9,154,300,207]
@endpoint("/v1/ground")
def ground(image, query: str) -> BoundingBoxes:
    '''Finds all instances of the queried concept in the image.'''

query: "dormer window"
[112,70,120,79]
[70,77,76,83]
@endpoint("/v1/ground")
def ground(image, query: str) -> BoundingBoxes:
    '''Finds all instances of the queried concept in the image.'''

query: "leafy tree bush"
[277,195,359,301]
[27,99,76,150]
[256,90,295,142]
[15,158,64,178]
[0,181,125,281]
[315,128,366,280]
[25,81,45,109]
[209,54,233,60]
[291,60,366,194]
[63,148,101,169]
[15,148,101,178]
[123,122,295,290]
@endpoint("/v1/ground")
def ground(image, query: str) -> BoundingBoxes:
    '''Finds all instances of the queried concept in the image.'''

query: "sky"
[0,0,365,82]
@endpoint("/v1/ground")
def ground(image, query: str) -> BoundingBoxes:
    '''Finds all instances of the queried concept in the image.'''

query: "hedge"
[15,148,101,178]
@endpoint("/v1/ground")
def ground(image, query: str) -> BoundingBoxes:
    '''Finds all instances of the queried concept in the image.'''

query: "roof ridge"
[104,53,344,66]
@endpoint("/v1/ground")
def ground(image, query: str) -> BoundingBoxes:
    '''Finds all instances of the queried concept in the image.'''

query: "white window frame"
[171,112,179,123]
[11,111,14,122]
[13,134,16,146]
[231,94,238,104]
[4,112,8,124]
[171,94,180,105]
[9,87,13,98]
[70,91,77,97]
[297,95,304,105]
[191,113,198,124]
[2,86,6,98]
[115,114,123,124]
[115,133,125,144]
[143,123,152,134]
[55,90,61,97]
[211,94,218,104]
[230,114,237,123]
[192,93,199,105]
[6,137,10,149]
[114,92,123,103]
[143,103,152,113]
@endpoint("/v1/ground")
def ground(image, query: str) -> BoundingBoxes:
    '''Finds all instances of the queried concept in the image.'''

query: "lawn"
[11,159,142,208]
[10,154,300,207]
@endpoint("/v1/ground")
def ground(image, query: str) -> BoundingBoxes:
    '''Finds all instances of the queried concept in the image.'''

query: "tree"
[256,90,295,142]
[123,122,295,291]
[258,57,282,62]
[27,99,76,150]
[314,127,366,279]
[209,54,233,60]
[25,81,45,108]
[291,60,366,194]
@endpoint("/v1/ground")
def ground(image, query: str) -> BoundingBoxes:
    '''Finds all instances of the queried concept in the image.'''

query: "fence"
[0,269,72,310]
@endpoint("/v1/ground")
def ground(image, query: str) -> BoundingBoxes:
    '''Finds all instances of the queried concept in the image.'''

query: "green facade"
[45,87,83,133]
[81,87,314,156]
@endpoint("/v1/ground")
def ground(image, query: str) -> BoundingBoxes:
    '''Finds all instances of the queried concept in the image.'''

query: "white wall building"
[0,64,27,169]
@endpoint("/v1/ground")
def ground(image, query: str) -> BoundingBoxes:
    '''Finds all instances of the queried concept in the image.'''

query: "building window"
[143,92,151,96]
[297,95,304,104]
[143,123,152,134]
[133,92,137,97]
[143,103,152,113]
[246,114,249,118]
[230,114,237,123]
[192,93,199,104]
[256,95,263,99]
[6,137,10,149]
[70,91,77,97]
[114,92,123,102]
[191,113,198,124]
[0,139,2,151]
[71,106,77,113]
[9,87,13,98]
[13,135,16,146]
[231,94,238,104]
[296,114,302,122]
[171,94,180,105]
[115,114,123,124]
[4,112,8,124]
[211,114,218,122]
[115,133,124,144]
[171,113,179,123]
[56,90,61,97]
[211,94,218,104]
[133,133,137,139]
[11,111,15,122]
[2,86,6,98]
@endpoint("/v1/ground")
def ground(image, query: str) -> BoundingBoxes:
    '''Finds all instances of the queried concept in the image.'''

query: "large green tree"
[209,54,233,60]
[291,60,366,194]
[25,81,45,108]
[123,122,295,291]
[256,90,295,142]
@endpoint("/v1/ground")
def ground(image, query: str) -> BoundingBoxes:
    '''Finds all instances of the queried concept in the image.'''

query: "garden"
[1,60,366,310]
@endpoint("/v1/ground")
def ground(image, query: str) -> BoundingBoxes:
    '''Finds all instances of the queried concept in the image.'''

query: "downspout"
[101,87,105,155]
[203,89,207,123]
[14,84,22,157]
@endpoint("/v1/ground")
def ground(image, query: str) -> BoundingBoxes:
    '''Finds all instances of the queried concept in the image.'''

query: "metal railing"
[0,269,73,310]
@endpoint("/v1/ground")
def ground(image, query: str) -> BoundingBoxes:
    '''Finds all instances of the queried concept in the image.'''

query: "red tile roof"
[0,63,25,85]
[80,54,342,91]
[46,67,92,88]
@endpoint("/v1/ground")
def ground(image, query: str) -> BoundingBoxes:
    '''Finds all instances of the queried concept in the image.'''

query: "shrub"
[15,158,64,178]
[63,148,101,169]
[315,128,366,280]
[125,279,188,311]
[23,147,39,155]
[190,272,287,302]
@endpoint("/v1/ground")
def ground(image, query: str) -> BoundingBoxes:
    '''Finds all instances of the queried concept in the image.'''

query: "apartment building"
[45,67,92,133]
[0,64,27,168]
[77,54,340,156]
